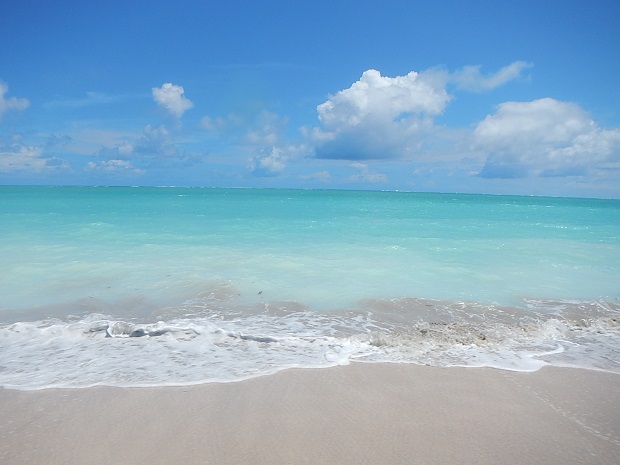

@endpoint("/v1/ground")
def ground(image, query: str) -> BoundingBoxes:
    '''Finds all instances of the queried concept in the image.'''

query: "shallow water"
[1,187,619,389]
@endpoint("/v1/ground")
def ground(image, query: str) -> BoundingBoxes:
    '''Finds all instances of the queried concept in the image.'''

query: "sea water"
[0,186,619,389]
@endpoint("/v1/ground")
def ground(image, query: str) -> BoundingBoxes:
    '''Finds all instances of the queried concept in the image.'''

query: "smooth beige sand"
[1,364,619,465]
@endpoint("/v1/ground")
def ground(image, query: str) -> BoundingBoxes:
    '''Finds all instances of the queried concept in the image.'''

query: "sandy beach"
[1,364,619,465]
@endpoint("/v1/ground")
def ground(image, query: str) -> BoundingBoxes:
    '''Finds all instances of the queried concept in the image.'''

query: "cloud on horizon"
[0,142,45,172]
[97,124,180,161]
[0,137,68,173]
[86,159,143,174]
[307,66,619,184]
[474,98,620,178]
[2,69,618,193]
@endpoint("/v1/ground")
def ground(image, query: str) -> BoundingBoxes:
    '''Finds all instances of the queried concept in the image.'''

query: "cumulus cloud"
[248,142,310,177]
[452,61,532,92]
[250,146,288,176]
[0,81,29,121]
[474,98,620,178]
[152,83,193,118]
[309,63,534,162]
[318,69,450,125]
[311,69,450,160]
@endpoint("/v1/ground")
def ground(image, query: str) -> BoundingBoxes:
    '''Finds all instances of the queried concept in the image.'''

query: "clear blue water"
[1,187,619,389]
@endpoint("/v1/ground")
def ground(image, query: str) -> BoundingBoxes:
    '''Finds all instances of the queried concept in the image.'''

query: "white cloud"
[0,139,68,172]
[250,146,288,176]
[0,81,29,121]
[318,69,450,126]
[0,144,44,171]
[475,98,591,146]
[86,159,143,174]
[312,69,450,160]
[452,61,532,92]
[152,83,193,118]
[474,98,620,177]
[202,110,302,178]
[99,124,177,159]
[248,142,310,177]
[309,63,534,162]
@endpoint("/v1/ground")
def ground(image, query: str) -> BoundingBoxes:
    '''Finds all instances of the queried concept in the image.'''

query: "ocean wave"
[1,298,619,390]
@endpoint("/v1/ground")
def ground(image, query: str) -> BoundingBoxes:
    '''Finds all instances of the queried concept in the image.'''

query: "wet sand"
[1,364,619,465]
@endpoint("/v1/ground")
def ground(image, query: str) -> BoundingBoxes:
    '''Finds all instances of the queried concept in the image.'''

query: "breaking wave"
[1,297,618,390]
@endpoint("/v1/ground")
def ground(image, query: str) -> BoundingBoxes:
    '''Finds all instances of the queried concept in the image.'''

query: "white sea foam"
[1,298,618,390]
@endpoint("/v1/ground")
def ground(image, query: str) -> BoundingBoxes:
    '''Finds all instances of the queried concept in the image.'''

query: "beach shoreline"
[1,363,618,465]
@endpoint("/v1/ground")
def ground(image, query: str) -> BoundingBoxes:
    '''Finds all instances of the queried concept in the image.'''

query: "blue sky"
[1,0,619,198]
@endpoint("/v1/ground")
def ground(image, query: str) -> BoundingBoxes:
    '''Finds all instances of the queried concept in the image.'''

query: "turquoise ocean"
[1,186,619,389]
